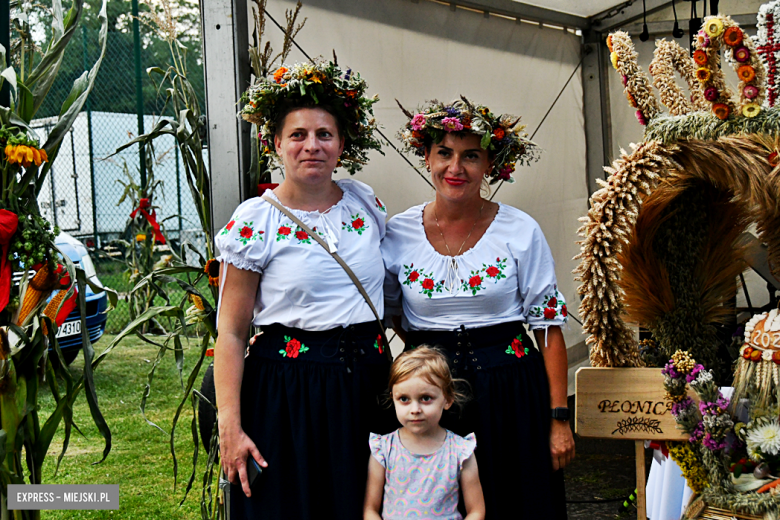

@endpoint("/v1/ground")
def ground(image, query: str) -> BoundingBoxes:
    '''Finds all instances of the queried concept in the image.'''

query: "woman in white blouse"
[213,62,391,520]
[384,98,574,519]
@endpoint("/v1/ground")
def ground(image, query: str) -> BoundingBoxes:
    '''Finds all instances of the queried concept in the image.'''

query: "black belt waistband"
[406,320,531,351]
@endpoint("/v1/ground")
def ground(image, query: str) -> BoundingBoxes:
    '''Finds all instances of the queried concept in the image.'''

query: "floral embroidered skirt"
[406,321,567,520]
[232,322,393,520]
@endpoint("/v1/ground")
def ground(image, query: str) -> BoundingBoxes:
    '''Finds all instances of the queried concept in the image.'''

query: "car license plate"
[56,320,81,339]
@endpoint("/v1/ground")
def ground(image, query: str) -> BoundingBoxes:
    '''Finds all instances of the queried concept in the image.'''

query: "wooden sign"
[575,367,693,441]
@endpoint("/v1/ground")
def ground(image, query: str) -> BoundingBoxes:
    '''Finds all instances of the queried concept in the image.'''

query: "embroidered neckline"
[262,179,350,218]
[418,202,504,261]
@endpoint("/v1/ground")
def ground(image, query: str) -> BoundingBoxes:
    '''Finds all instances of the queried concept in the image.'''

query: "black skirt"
[231,322,394,520]
[406,321,567,520]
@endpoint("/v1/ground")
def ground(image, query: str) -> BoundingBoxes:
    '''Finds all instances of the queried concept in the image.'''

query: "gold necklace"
[433,200,485,293]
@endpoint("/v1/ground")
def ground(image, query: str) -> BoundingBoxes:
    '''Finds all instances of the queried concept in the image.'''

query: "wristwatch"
[551,407,570,421]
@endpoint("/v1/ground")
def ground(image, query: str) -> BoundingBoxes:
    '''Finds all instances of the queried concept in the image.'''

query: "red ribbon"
[130,198,166,244]
[0,210,18,313]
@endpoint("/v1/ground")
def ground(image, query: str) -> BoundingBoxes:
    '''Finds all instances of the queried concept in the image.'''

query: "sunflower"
[205,258,220,286]
[737,65,756,83]
[695,67,711,83]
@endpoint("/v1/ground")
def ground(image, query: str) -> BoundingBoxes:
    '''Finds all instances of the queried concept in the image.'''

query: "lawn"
[37,334,212,519]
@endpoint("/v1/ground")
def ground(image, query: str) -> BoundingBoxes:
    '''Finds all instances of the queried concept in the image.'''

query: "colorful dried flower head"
[693,50,708,66]
[397,97,540,185]
[697,30,711,48]
[743,85,759,99]
[704,17,724,38]
[737,65,756,83]
[713,103,730,120]
[696,67,712,83]
[606,34,614,52]
[610,52,619,70]
[635,110,647,126]
[626,91,637,108]
[240,60,382,177]
[704,87,719,102]
[723,27,743,47]
[734,46,750,63]
[742,103,761,118]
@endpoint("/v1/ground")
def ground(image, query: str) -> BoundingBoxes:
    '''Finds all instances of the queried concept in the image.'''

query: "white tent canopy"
[200,0,768,392]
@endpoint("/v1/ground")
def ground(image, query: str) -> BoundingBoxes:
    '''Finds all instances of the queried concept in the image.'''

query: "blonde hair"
[388,345,470,409]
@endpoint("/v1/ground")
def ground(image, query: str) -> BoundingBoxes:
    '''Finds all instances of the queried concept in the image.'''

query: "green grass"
[37,334,211,519]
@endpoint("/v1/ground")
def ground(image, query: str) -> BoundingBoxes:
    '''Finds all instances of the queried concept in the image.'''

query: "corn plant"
[0,1,119,518]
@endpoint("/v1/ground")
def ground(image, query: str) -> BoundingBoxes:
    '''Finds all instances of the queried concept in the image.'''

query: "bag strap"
[261,194,392,360]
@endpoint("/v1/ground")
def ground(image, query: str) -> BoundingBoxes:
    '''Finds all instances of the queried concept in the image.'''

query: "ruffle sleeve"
[340,179,387,240]
[381,207,421,324]
[507,213,568,332]
[214,197,272,275]
[455,433,477,470]
[369,432,386,468]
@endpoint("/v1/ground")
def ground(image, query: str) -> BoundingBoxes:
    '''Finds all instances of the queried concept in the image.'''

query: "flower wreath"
[396,97,540,184]
[240,60,383,176]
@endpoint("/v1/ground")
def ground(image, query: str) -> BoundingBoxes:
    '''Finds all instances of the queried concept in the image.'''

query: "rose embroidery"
[402,264,444,298]
[374,335,384,354]
[461,270,485,296]
[294,226,312,244]
[529,286,568,322]
[279,335,310,358]
[375,197,387,213]
[481,258,507,283]
[276,225,292,241]
[235,221,264,245]
[505,335,529,358]
[342,212,369,235]
[220,219,236,236]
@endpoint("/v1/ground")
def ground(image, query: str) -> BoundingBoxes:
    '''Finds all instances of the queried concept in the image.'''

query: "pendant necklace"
[434,200,485,294]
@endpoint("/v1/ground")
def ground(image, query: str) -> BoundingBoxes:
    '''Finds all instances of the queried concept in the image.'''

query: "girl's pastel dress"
[369,429,476,520]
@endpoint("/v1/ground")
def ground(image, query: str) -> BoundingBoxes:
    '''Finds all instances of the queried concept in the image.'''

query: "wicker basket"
[699,506,764,520]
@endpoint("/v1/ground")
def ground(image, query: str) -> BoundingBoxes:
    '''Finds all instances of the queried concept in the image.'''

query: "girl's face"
[392,375,452,436]
[425,133,491,204]
[274,107,344,187]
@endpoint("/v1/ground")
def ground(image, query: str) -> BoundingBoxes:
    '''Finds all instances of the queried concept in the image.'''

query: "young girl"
[364,346,486,520]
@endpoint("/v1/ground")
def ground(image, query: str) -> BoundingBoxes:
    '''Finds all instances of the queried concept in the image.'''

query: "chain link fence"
[33,9,207,333]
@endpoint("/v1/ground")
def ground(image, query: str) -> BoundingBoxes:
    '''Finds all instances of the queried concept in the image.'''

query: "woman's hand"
[219,420,268,497]
[550,419,575,471]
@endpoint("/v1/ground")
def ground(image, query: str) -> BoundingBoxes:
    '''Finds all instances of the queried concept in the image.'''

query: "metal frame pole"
[582,30,612,196]
[200,0,251,242]
[132,0,146,188]
[83,25,98,247]
[0,0,9,108]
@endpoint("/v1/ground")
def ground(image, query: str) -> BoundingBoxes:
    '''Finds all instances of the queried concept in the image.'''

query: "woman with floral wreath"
[382,97,573,518]
[213,61,391,520]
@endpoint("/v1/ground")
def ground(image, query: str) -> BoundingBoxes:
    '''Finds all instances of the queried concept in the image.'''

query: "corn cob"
[41,289,68,336]
[17,265,56,325]
[190,293,205,311]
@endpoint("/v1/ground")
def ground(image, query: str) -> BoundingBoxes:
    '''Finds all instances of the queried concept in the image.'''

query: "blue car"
[52,233,108,364]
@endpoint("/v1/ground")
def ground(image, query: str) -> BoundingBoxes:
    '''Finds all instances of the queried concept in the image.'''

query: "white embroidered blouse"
[382,203,567,331]
[215,179,387,331]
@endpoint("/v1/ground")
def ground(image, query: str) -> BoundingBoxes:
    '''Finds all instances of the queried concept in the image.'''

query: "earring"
[426,164,431,172]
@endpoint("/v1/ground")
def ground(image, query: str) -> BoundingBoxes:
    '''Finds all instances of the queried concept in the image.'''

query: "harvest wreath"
[575,11,780,518]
